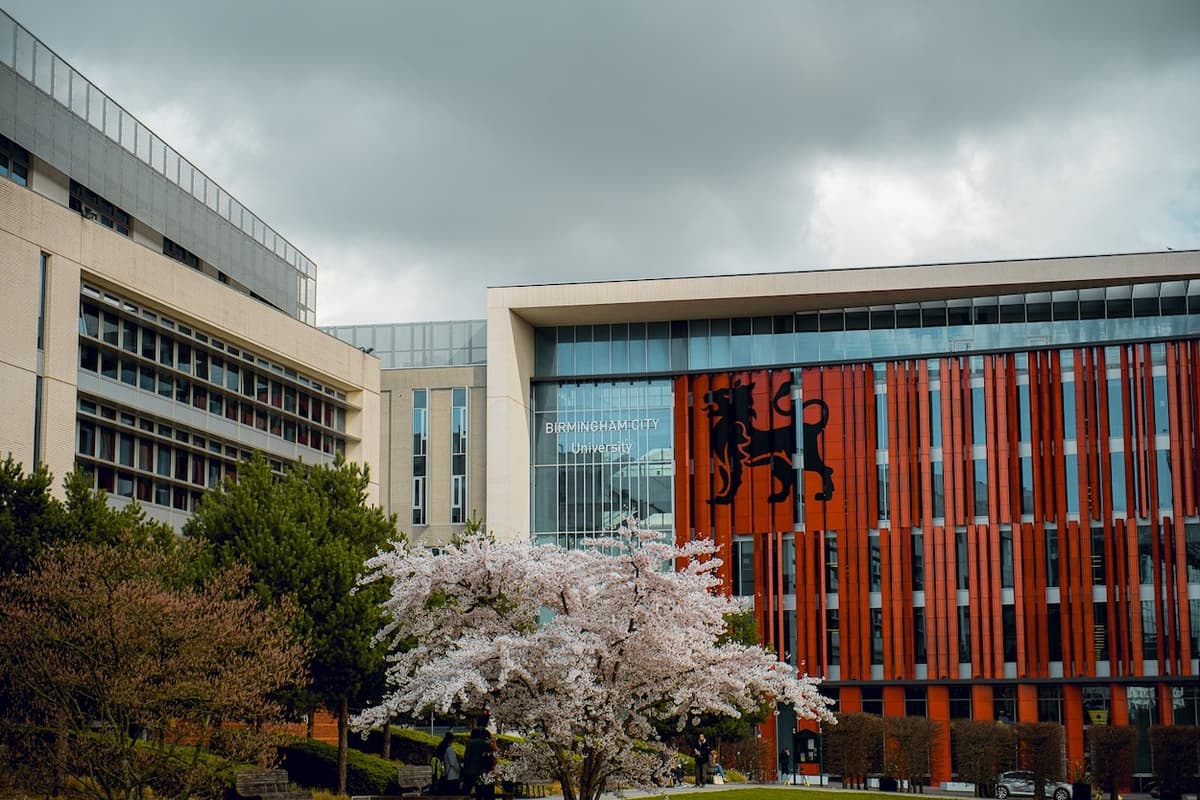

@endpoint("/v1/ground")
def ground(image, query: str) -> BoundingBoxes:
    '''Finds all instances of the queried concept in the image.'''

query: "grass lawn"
[667,791,899,800]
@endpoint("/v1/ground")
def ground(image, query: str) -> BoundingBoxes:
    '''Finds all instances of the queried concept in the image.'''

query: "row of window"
[822,684,1200,728]
[535,281,1200,377]
[82,283,345,401]
[79,295,350,454]
[75,395,287,513]
[69,179,130,236]
[732,529,1200,669]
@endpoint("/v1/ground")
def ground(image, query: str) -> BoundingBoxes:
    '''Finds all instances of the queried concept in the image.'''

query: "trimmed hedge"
[351,726,520,764]
[280,737,400,795]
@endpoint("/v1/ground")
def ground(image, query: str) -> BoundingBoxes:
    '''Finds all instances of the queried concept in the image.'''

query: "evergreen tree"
[185,454,400,795]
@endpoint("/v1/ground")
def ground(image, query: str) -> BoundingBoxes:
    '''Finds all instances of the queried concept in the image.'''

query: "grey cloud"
[5,1,1199,323]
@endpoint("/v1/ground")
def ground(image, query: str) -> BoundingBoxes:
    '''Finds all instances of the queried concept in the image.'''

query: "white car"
[995,771,1073,800]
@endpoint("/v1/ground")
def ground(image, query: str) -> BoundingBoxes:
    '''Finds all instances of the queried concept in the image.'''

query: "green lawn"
[667,790,900,800]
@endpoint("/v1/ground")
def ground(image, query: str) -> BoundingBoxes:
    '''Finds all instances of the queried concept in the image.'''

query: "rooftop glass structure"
[324,321,487,369]
[0,10,317,323]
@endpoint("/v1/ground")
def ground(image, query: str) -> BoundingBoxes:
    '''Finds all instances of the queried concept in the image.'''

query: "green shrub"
[280,737,399,795]
[350,727,520,764]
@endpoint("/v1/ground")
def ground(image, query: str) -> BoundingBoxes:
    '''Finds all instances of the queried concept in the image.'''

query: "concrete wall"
[380,365,486,545]
[0,177,381,502]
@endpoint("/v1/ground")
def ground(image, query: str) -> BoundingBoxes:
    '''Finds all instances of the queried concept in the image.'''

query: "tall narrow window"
[1000,527,1014,588]
[870,608,883,666]
[1047,603,1063,662]
[1141,601,1158,661]
[913,607,927,664]
[974,458,988,517]
[781,535,796,595]
[33,253,48,466]
[911,531,925,591]
[1094,601,1109,661]
[958,605,972,663]
[825,608,840,666]
[732,538,755,597]
[1002,605,1017,662]
[869,533,881,592]
[412,389,428,526]
[450,387,468,524]
[824,531,839,592]
[36,253,48,350]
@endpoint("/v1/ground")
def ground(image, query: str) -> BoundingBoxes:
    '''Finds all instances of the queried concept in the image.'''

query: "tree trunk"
[382,717,392,760]
[306,706,315,739]
[337,697,349,796]
[53,710,68,797]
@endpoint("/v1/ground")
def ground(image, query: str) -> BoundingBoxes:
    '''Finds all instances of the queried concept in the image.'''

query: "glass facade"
[531,380,673,547]
[533,281,1200,378]
[324,320,487,369]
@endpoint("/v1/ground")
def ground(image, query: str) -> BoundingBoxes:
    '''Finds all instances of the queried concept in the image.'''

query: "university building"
[0,10,380,527]
[5,7,1200,788]
[484,253,1200,782]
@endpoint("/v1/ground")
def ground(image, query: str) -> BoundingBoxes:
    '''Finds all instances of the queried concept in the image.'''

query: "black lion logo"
[703,378,834,505]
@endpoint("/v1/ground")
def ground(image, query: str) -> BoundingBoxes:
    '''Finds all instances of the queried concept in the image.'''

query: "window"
[1094,601,1109,661]
[450,387,468,524]
[958,605,971,663]
[994,685,1016,723]
[869,533,881,592]
[0,133,29,186]
[1038,686,1063,723]
[412,389,428,525]
[905,686,927,717]
[825,608,840,666]
[69,180,130,235]
[1047,603,1062,662]
[732,538,755,597]
[911,531,924,590]
[949,685,972,719]
[1002,605,1017,662]
[861,686,883,715]
[871,608,883,666]
[824,531,838,592]
[162,236,200,269]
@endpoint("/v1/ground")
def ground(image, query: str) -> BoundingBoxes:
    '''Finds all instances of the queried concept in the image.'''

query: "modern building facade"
[487,251,1200,783]
[0,10,380,526]
[325,321,487,545]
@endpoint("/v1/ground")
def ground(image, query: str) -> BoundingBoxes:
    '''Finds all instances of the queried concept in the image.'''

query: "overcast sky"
[6,2,1199,325]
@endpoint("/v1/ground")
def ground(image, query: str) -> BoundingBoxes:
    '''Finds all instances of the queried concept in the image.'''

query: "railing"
[0,10,317,323]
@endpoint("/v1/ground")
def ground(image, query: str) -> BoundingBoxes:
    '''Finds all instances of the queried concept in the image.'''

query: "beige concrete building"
[324,322,487,545]
[0,11,379,526]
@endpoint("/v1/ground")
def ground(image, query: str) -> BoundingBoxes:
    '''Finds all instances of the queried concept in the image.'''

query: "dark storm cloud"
[4,1,1199,322]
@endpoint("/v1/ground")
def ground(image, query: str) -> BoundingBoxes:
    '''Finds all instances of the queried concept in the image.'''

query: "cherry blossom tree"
[355,519,833,800]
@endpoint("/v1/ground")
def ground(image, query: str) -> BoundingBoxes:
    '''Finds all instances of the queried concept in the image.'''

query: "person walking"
[694,734,713,787]
[437,731,461,793]
[462,718,498,800]
[779,748,792,784]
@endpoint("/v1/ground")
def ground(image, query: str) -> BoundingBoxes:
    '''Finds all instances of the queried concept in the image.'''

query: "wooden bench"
[234,768,312,800]
[396,764,435,794]
[509,778,553,798]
